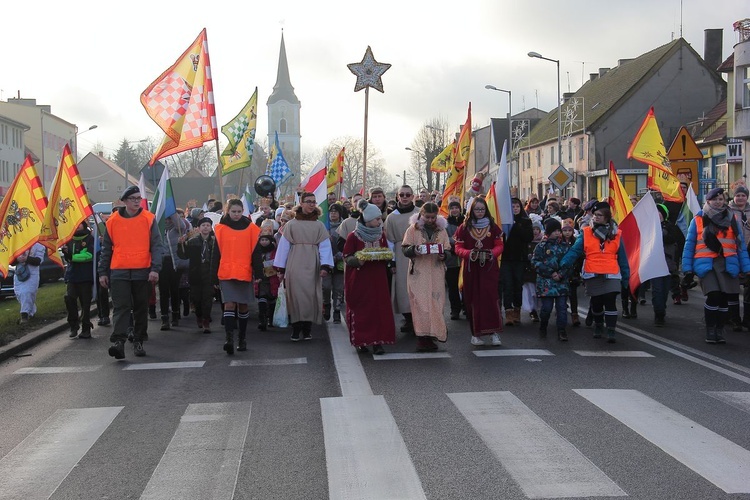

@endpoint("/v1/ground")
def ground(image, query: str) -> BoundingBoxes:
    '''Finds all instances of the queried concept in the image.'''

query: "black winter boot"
[621,297,631,318]
[630,300,637,319]
[705,325,718,344]
[148,304,157,319]
[237,331,247,351]
[257,302,267,331]
[160,315,170,331]
[223,331,234,354]
[78,323,93,339]
[69,323,79,338]
[171,311,180,327]
[539,320,548,338]
[606,328,617,343]
[557,329,568,341]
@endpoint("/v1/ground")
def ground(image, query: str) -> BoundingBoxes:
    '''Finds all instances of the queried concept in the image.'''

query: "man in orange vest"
[99,186,163,359]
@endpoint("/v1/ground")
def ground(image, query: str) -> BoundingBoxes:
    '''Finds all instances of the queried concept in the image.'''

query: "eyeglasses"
[398,193,412,197]
[127,197,142,202]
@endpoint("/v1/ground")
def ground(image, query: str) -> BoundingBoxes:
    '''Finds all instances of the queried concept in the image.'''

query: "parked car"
[39,251,65,284]
[0,267,14,299]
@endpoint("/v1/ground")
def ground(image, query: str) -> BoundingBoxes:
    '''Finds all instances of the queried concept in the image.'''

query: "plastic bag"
[273,283,289,328]
[521,282,537,312]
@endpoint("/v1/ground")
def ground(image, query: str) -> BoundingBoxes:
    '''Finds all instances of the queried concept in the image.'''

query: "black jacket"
[502,213,534,261]
[177,233,219,287]
[62,230,95,283]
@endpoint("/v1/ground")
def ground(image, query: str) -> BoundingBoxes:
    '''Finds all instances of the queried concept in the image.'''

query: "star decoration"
[347,46,391,93]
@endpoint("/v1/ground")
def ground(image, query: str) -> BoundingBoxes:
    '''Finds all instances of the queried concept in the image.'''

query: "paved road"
[0,288,749,499]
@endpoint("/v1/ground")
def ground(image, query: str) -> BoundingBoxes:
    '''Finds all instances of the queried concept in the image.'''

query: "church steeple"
[267,32,299,106]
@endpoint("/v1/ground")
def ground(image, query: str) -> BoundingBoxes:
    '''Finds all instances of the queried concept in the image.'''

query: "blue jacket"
[560,229,630,287]
[532,236,570,297]
[682,211,750,278]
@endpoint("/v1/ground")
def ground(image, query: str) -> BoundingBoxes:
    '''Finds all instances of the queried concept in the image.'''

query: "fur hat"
[544,217,562,235]
[120,185,140,201]
[706,187,724,201]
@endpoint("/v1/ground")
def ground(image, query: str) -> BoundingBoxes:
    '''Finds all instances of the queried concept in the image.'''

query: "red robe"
[453,223,504,335]
[343,232,396,347]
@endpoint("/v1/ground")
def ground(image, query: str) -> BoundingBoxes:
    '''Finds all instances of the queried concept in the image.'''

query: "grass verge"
[0,281,69,347]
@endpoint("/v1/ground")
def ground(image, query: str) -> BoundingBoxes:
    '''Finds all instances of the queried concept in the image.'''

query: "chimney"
[563,92,575,102]
[98,151,104,157]
[704,28,723,71]
[617,59,633,66]
[589,73,599,82]
[598,67,610,77]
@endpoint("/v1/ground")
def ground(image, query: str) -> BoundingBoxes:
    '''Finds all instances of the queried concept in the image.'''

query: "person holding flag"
[61,221,95,338]
[682,187,750,344]
[99,186,164,359]
[12,243,47,324]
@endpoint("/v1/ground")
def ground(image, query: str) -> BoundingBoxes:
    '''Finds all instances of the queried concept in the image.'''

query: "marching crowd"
[45,178,750,361]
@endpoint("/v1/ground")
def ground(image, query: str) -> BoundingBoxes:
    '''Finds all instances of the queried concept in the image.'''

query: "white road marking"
[123,361,205,370]
[576,389,750,494]
[703,391,750,414]
[573,350,654,357]
[140,401,252,500]
[0,406,123,499]
[321,395,426,500]
[448,391,625,498]
[473,349,554,357]
[326,322,373,397]
[14,366,102,374]
[230,357,307,366]
[373,352,451,360]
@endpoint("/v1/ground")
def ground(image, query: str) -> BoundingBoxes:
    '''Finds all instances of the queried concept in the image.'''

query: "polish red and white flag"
[619,191,669,292]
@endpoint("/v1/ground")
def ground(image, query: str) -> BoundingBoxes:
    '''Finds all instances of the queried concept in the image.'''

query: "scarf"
[702,202,735,253]
[592,221,617,242]
[394,202,415,214]
[473,217,490,229]
[355,222,383,243]
[219,215,250,230]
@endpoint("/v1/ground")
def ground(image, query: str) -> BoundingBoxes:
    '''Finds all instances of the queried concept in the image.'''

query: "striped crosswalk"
[1,389,749,498]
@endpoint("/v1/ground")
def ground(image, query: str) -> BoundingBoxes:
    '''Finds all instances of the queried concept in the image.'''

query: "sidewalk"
[0,307,97,363]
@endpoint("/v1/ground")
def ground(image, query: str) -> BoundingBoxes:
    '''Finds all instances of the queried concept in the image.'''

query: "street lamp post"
[484,85,513,188]
[73,125,98,161]
[528,51,562,192]
[405,146,425,190]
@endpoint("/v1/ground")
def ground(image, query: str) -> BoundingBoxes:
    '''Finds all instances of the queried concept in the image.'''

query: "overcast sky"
[3,0,745,179]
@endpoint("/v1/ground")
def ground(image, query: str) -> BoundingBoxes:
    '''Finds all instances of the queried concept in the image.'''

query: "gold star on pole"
[347,46,391,93]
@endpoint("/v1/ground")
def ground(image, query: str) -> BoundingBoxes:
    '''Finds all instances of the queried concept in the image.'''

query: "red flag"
[141,29,218,165]
[619,192,669,291]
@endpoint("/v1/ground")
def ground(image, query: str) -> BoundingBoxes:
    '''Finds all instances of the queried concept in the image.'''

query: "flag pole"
[214,138,225,208]
[362,86,369,195]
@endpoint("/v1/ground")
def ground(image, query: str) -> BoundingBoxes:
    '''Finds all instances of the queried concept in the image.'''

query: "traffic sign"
[549,165,574,191]
[667,127,703,161]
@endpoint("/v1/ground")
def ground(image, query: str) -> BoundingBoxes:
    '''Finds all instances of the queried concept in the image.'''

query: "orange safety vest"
[582,226,621,275]
[214,222,260,281]
[106,210,155,269]
[694,216,737,258]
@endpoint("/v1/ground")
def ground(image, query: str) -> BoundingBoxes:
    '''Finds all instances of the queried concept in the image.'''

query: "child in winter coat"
[523,215,544,322]
[532,218,571,340]
[251,224,281,331]
[177,217,218,333]
[561,218,582,326]
[61,221,95,338]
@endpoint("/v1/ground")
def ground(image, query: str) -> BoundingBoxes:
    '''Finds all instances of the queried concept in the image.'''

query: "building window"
[279,119,287,133]
[743,66,750,108]
[550,146,555,165]
[98,181,108,192]
[536,150,541,167]
[578,138,584,160]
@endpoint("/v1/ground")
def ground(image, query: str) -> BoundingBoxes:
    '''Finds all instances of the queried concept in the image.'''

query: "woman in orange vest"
[682,187,750,344]
[560,201,630,343]
[213,198,260,354]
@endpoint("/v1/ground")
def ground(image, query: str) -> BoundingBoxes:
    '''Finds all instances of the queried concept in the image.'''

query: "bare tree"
[320,136,392,197]
[407,117,452,192]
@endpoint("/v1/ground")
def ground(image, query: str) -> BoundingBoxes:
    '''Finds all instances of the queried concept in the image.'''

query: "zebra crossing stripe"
[14,366,103,374]
[321,395,427,500]
[575,389,750,494]
[473,349,554,357]
[122,361,205,370]
[0,406,123,499]
[703,391,750,415]
[448,391,626,499]
[140,401,252,500]
[373,352,451,360]
[573,351,654,357]
[326,322,373,397]
[230,358,307,366]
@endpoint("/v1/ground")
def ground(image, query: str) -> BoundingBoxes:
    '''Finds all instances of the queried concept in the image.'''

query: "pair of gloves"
[71,248,93,263]
[681,272,698,289]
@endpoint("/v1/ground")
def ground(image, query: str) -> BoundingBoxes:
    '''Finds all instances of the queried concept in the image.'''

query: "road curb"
[0,307,98,363]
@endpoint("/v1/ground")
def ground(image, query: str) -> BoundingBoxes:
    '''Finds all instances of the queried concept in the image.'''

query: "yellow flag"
[430,141,455,173]
[608,161,633,224]
[0,156,51,278]
[627,107,684,203]
[326,147,345,192]
[220,88,258,175]
[439,103,471,217]
[41,144,94,248]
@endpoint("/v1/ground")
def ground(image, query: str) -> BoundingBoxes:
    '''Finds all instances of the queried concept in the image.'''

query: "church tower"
[267,32,301,180]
